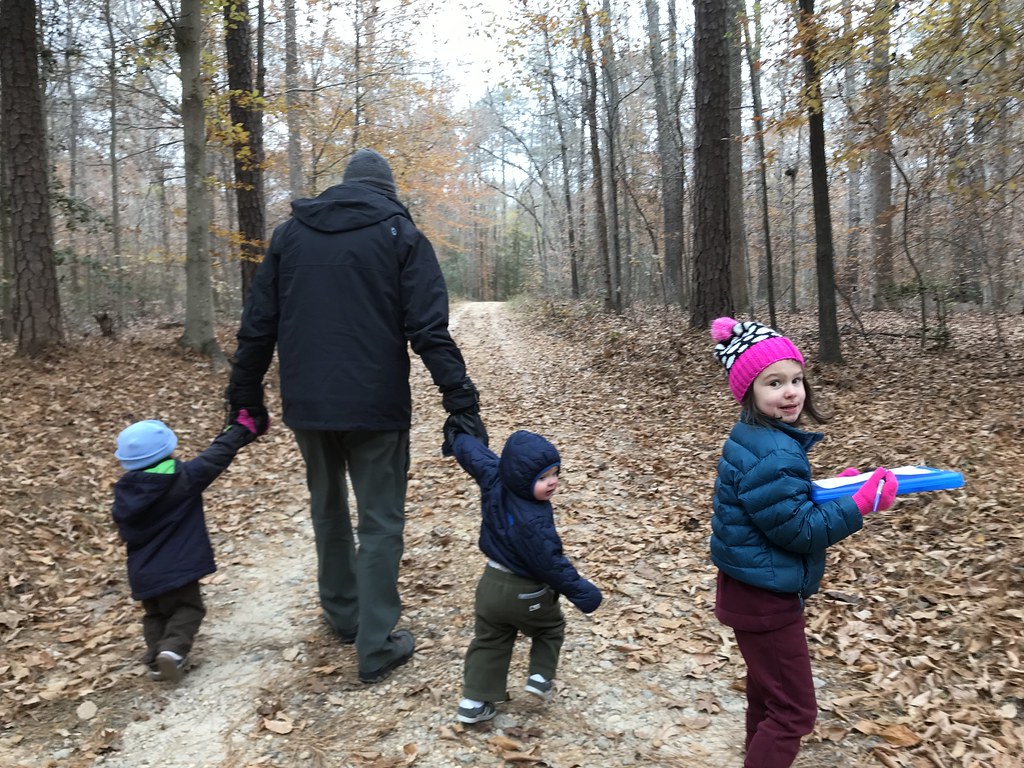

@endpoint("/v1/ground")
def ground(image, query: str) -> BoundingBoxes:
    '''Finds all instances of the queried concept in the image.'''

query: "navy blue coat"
[112,426,254,600]
[710,419,863,598]
[452,431,602,614]
[229,182,469,430]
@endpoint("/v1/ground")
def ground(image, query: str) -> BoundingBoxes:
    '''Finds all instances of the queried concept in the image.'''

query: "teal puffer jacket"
[710,419,863,598]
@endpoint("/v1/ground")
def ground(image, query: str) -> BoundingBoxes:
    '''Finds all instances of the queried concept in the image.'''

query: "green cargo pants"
[463,564,566,702]
[293,429,410,674]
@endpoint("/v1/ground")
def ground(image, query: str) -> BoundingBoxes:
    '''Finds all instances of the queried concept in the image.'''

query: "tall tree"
[173,0,224,363]
[690,0,732,327]
[867,0,893,310]
[1,0,64,356]
[727,0,748,313]
[580,1,614,313]
[223,0,266,298]
[644,0,684,307]
[798,0,841,362]
[599,0,624,312]
[283,0,303,197]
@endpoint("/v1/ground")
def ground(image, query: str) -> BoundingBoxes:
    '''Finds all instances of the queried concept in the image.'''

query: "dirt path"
[9,302,856,768]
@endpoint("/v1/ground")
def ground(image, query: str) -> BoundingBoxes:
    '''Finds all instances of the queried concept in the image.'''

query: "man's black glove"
[441,378,480,414]
[441,410,489,456]
[225,384,270,436]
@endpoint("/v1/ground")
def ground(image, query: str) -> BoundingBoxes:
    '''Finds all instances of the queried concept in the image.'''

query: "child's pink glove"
[838,467,861,477]
[851,467,898,515]
[235,408,261,435]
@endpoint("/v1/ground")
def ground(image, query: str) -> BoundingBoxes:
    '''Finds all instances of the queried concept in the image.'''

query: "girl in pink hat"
[708,317,897,767]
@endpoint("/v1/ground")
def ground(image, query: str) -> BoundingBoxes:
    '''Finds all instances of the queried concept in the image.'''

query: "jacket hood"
[290,183,409,234]
[112,471,178,546]
[498,431,560,500]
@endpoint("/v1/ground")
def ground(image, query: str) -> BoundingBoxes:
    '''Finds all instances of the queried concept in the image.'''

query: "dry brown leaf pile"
[0,305,1021,768]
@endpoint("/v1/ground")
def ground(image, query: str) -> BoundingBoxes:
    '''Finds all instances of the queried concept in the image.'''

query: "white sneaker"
[156,650,186,683]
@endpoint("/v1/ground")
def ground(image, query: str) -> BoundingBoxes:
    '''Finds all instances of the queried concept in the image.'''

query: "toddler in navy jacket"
[447,428,602,724]
[112,414,258,682]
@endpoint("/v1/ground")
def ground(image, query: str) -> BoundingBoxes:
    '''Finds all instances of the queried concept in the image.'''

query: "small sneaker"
[358,630,415,684]
[524,674,553,699]
[457,701,497,724]
[156,650,186,683]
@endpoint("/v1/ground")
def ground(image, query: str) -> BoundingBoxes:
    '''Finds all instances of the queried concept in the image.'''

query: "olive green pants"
[293,429,410,674]
[463,564,566,702]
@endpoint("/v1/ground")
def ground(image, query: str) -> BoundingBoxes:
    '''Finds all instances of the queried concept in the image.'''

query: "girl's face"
[751,359,805,423]
[533,466,560,501]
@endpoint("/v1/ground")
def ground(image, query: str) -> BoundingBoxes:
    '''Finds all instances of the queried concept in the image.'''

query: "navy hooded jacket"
[710,418,863,599]
[452,430,602,614]
[228,182,469,430]
[112,426,254,600]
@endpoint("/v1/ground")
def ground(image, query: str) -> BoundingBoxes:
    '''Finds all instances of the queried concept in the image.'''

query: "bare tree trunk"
[103,0,124,320]
[175,0,224,364]
[223,0,266,299]
[868,1,893,309]
[599,0,624,312]
[727,0,748,313]
[741,4,777,327]
[798,0,841,363]
[0,116,13,341]
[645,0,684,308]
[842,0,862,305]
[690,0,732,328]
[284,0,303,197]
[1,0,63,356]
[580,2,613,312]
[543,25,580,300]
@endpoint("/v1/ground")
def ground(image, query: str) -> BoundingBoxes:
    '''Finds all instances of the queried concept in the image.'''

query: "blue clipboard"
[811,466,964,503]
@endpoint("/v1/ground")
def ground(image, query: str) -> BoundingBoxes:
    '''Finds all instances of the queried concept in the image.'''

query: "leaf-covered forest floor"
[1,301,1021,768]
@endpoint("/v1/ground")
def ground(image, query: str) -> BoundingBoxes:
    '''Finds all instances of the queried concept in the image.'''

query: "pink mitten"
[838,467,860,477]
[851,467,898,515]
[236,408,258,435]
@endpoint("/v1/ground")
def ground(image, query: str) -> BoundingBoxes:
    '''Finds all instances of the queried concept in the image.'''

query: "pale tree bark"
[841,0,863,306]
[1,0,64,356]
[580,2,614,312]
[644,0,684,307]
[599,0,624,312]
[867,0,893,310]
[284,0,303,197]
[690,0,732,328]
[727,0,748,313]
[798,0,841,363]
[741,1,777,327]
[174,0,225,365]
[223,0,266,299]
[542,24,581,299]
[103,0,124,320]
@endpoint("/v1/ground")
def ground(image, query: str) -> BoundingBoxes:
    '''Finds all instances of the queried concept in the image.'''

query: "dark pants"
[141,580,205,663]
[463,565,566,702]
[734,616,817,768]
[293,429,410,674]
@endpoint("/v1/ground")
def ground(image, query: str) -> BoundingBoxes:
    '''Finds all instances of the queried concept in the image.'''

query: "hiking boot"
[156,650,186,683]
[358,630,415,684]
[524,673,552,699]
[457,701,497,724]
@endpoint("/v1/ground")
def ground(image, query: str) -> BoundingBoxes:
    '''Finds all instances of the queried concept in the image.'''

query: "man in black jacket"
[226,148,486,684]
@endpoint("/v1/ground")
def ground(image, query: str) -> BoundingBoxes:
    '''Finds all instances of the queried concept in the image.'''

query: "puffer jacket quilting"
[710,419,863,598]
[452,431,601,613]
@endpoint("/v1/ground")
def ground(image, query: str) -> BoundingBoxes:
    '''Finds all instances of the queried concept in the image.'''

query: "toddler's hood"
[498,431,560,500]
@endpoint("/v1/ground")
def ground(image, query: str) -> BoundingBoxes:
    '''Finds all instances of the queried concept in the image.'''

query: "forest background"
[0,0,1022,764]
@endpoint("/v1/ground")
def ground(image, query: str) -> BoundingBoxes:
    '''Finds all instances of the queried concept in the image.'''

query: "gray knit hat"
[342,148,397,194]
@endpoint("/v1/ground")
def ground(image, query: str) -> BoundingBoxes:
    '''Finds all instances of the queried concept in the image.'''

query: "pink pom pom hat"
[710,317,805,402]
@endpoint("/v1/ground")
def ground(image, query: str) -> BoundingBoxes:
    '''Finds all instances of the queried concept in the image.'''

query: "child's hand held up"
[235,408,269,437]
[851,467,898,515]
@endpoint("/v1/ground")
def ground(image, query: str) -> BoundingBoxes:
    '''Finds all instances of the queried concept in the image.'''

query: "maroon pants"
[734,616,817,768]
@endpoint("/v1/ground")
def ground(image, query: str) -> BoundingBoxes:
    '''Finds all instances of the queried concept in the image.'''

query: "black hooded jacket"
[111,426,254,600]
[229,183,468,430]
